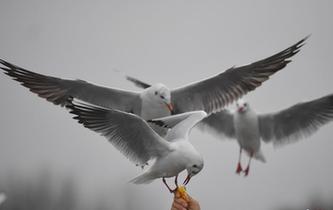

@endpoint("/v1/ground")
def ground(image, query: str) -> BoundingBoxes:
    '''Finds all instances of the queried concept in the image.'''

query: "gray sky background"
[0,0,333,210]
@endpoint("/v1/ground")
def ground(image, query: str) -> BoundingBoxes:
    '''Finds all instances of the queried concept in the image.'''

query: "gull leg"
[244,151,253,176]
[162,177,174,193]
[236,148,243,174]
[174,174,179,188]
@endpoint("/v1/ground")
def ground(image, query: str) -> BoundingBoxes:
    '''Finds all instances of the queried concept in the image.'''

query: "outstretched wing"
[0,59,139,110]
[259,94,333,146]
[171,37,308,114]
[198,109,236,139]
[67,100,172,164]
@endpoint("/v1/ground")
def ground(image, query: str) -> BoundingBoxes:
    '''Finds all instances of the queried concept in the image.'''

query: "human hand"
[171,191,200,210]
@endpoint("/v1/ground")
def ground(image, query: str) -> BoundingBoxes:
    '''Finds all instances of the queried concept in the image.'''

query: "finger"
[174,198,188,208]
[186,195,200,208]
[174,190,181,198]
[187,194,196,202]
[172,202,187,210]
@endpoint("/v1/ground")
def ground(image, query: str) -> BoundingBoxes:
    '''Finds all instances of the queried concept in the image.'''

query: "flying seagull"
[200,95,333,176]
[0,37,307,122]
[66,99,206,192]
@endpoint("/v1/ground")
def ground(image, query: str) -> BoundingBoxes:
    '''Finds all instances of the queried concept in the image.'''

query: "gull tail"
[254,150,266,163]
[130,173,155,184]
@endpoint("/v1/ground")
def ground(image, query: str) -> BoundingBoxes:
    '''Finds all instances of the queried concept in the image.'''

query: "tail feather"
[130,173,155,184]
[254,150,266,163]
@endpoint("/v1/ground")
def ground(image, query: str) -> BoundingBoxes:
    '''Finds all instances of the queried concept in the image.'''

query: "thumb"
[174,190,181,198]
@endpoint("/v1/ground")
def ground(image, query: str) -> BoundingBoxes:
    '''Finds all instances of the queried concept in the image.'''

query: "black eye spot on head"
[192,164,198,168]
[244,103,247,107]
[154,91,158,95]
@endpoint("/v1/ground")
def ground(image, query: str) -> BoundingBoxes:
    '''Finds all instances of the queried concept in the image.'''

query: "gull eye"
[192,164,198,168]
[244,103,247,107]
[154,91,158,95]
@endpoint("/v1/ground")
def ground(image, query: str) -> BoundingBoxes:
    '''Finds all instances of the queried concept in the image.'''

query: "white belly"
[234,110,261,152]
[140,99,171,136]
[149,141,200,178]
[150,152,187,178]
[141,100,170,120]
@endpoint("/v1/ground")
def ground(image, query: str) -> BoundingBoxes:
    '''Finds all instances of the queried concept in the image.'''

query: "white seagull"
[66,99,207,192]
[200,95,333,176]
[0,37,307,123]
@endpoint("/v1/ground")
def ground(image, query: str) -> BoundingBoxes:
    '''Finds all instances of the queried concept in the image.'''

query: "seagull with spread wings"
[67,99,206,192]
[200,96,333,176]
[1,37,307,124]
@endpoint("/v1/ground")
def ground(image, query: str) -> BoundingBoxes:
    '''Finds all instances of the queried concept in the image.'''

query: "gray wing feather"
[198,109,236,139]
[67,100,171,164]
[0,59,139,110]
[259,94,333,145]
[171,37,308,114]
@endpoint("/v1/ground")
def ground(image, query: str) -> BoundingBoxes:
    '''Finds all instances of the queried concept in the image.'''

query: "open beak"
[183,174,191,185]
[165,102,174,113]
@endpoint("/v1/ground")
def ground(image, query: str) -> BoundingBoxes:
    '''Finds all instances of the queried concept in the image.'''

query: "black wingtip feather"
[147,119,171,128]
[126,76,151,89]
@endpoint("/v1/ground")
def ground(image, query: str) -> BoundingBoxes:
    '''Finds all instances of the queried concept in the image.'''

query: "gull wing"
[67,100,172,165]
[149,111,207,141]
[198,109,236,139]
[0,59,139,111]
[259,94,333,146]
[171,37,308,114]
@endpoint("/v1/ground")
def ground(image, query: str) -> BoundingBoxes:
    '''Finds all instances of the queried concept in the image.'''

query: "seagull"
[0,37,307,123]
[66,99,207,192]
[200,95,333,176]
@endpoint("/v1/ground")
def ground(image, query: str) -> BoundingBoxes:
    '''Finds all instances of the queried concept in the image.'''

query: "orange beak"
[165,103,174,112]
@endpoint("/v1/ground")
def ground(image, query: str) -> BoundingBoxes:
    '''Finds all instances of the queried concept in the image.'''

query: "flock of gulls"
[1,36,333,194]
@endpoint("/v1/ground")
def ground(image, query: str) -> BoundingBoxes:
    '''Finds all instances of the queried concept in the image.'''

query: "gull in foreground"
[66,99,207,191]
[200,95,333,176]
[0,37,307,123]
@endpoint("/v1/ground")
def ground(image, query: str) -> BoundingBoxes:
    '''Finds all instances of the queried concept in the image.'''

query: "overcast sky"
[0,0,333,210]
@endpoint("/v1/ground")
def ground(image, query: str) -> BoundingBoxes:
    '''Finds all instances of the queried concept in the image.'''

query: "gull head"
[183,157,204,185]
[236,99,250,113]
[146,83,173,112]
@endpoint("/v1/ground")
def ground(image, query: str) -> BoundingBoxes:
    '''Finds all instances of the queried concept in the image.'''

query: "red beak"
[165,103,174,112]
[238,107,244,113]
[183,174,191,185]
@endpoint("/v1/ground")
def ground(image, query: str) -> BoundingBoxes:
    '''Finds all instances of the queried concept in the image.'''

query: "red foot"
[244,167,250,176]
[236,162,243,174]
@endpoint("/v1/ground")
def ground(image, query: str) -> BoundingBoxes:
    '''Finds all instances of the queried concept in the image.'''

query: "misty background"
[0,0,333,210]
